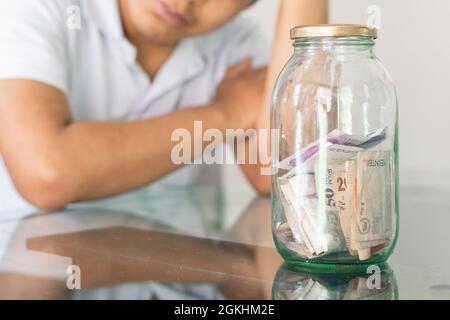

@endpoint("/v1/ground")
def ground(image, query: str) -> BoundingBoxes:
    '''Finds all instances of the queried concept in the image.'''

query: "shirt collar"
[81,0,125,39]
[82,0,124,39]
[81,0,136,62]
[147,39,206,100]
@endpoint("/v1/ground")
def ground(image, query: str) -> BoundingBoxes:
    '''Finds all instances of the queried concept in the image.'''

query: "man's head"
[119,0,255,45]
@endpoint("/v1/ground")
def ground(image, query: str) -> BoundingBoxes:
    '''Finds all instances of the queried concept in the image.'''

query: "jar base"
[275,238,390,274]
[283,258,389,275]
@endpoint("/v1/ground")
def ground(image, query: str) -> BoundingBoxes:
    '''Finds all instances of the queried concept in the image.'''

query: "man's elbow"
[25,192,69,211]
[14,165,72,210]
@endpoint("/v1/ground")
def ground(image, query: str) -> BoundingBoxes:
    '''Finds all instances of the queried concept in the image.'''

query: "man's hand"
[214,59,267,131]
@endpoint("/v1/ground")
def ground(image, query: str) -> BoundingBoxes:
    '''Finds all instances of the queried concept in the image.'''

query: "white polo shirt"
[0,0,269,213]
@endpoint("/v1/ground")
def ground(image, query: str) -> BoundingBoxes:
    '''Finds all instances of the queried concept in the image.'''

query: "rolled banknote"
[325,209,347,254]
[350,151,393,260]
[275,127,387,171]
[279,143,363,177]
[313,160,350,254]
[328,127,387,148]
[332,160,358,255]
[279,175,325,256]
[279,175,327,256]
[276,223,317,259]
[278,203,324,257]
[300,197,329,254]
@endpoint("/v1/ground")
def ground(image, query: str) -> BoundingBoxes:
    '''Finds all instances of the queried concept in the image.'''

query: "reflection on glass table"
[0,188,281,300]
[1,184,450,299]
[25,226,281,300]
[273,263,398,300]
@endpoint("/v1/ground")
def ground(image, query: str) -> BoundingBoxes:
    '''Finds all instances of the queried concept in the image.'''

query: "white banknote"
[350,151,393,260]
[275,127,387,171]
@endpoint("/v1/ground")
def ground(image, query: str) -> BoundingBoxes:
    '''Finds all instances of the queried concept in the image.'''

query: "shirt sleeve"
[208,16,271,87]
[0,0,69,94]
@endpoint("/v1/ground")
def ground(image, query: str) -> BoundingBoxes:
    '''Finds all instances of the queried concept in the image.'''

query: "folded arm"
[0,62,264,209]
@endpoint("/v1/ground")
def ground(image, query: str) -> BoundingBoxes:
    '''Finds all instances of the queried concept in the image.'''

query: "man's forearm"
[67,106,225,200]
[5,104,225,208]
[1,60,265,209]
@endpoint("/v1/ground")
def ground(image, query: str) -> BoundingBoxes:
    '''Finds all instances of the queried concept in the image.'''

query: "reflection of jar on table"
[272,263,398,300]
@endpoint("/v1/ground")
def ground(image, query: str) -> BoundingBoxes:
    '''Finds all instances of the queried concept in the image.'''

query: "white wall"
[245,0,450,189]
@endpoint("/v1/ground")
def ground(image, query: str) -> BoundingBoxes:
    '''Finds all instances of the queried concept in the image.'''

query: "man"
[0,0,327,211]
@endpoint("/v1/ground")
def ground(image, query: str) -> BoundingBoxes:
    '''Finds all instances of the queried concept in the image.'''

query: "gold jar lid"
[290,24,377,40]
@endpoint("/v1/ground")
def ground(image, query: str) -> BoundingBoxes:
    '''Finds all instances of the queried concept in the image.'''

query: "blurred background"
[246,0,449,190]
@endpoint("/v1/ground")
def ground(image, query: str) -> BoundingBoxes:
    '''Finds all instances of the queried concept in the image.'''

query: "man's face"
[120,0,254,45]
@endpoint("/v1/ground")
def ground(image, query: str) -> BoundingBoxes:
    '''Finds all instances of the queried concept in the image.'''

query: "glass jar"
[271,25,399,270]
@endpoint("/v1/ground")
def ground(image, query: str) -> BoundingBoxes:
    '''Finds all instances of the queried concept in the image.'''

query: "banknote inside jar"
[275,126,395,261]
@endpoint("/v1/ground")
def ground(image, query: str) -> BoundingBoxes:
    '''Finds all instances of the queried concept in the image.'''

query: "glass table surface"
[0,184,448,300]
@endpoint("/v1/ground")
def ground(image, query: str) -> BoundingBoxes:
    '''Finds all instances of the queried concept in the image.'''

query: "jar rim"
[291,24,378,40]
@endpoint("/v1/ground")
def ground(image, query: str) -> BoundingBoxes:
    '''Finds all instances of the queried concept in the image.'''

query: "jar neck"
[293,36,375,58]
